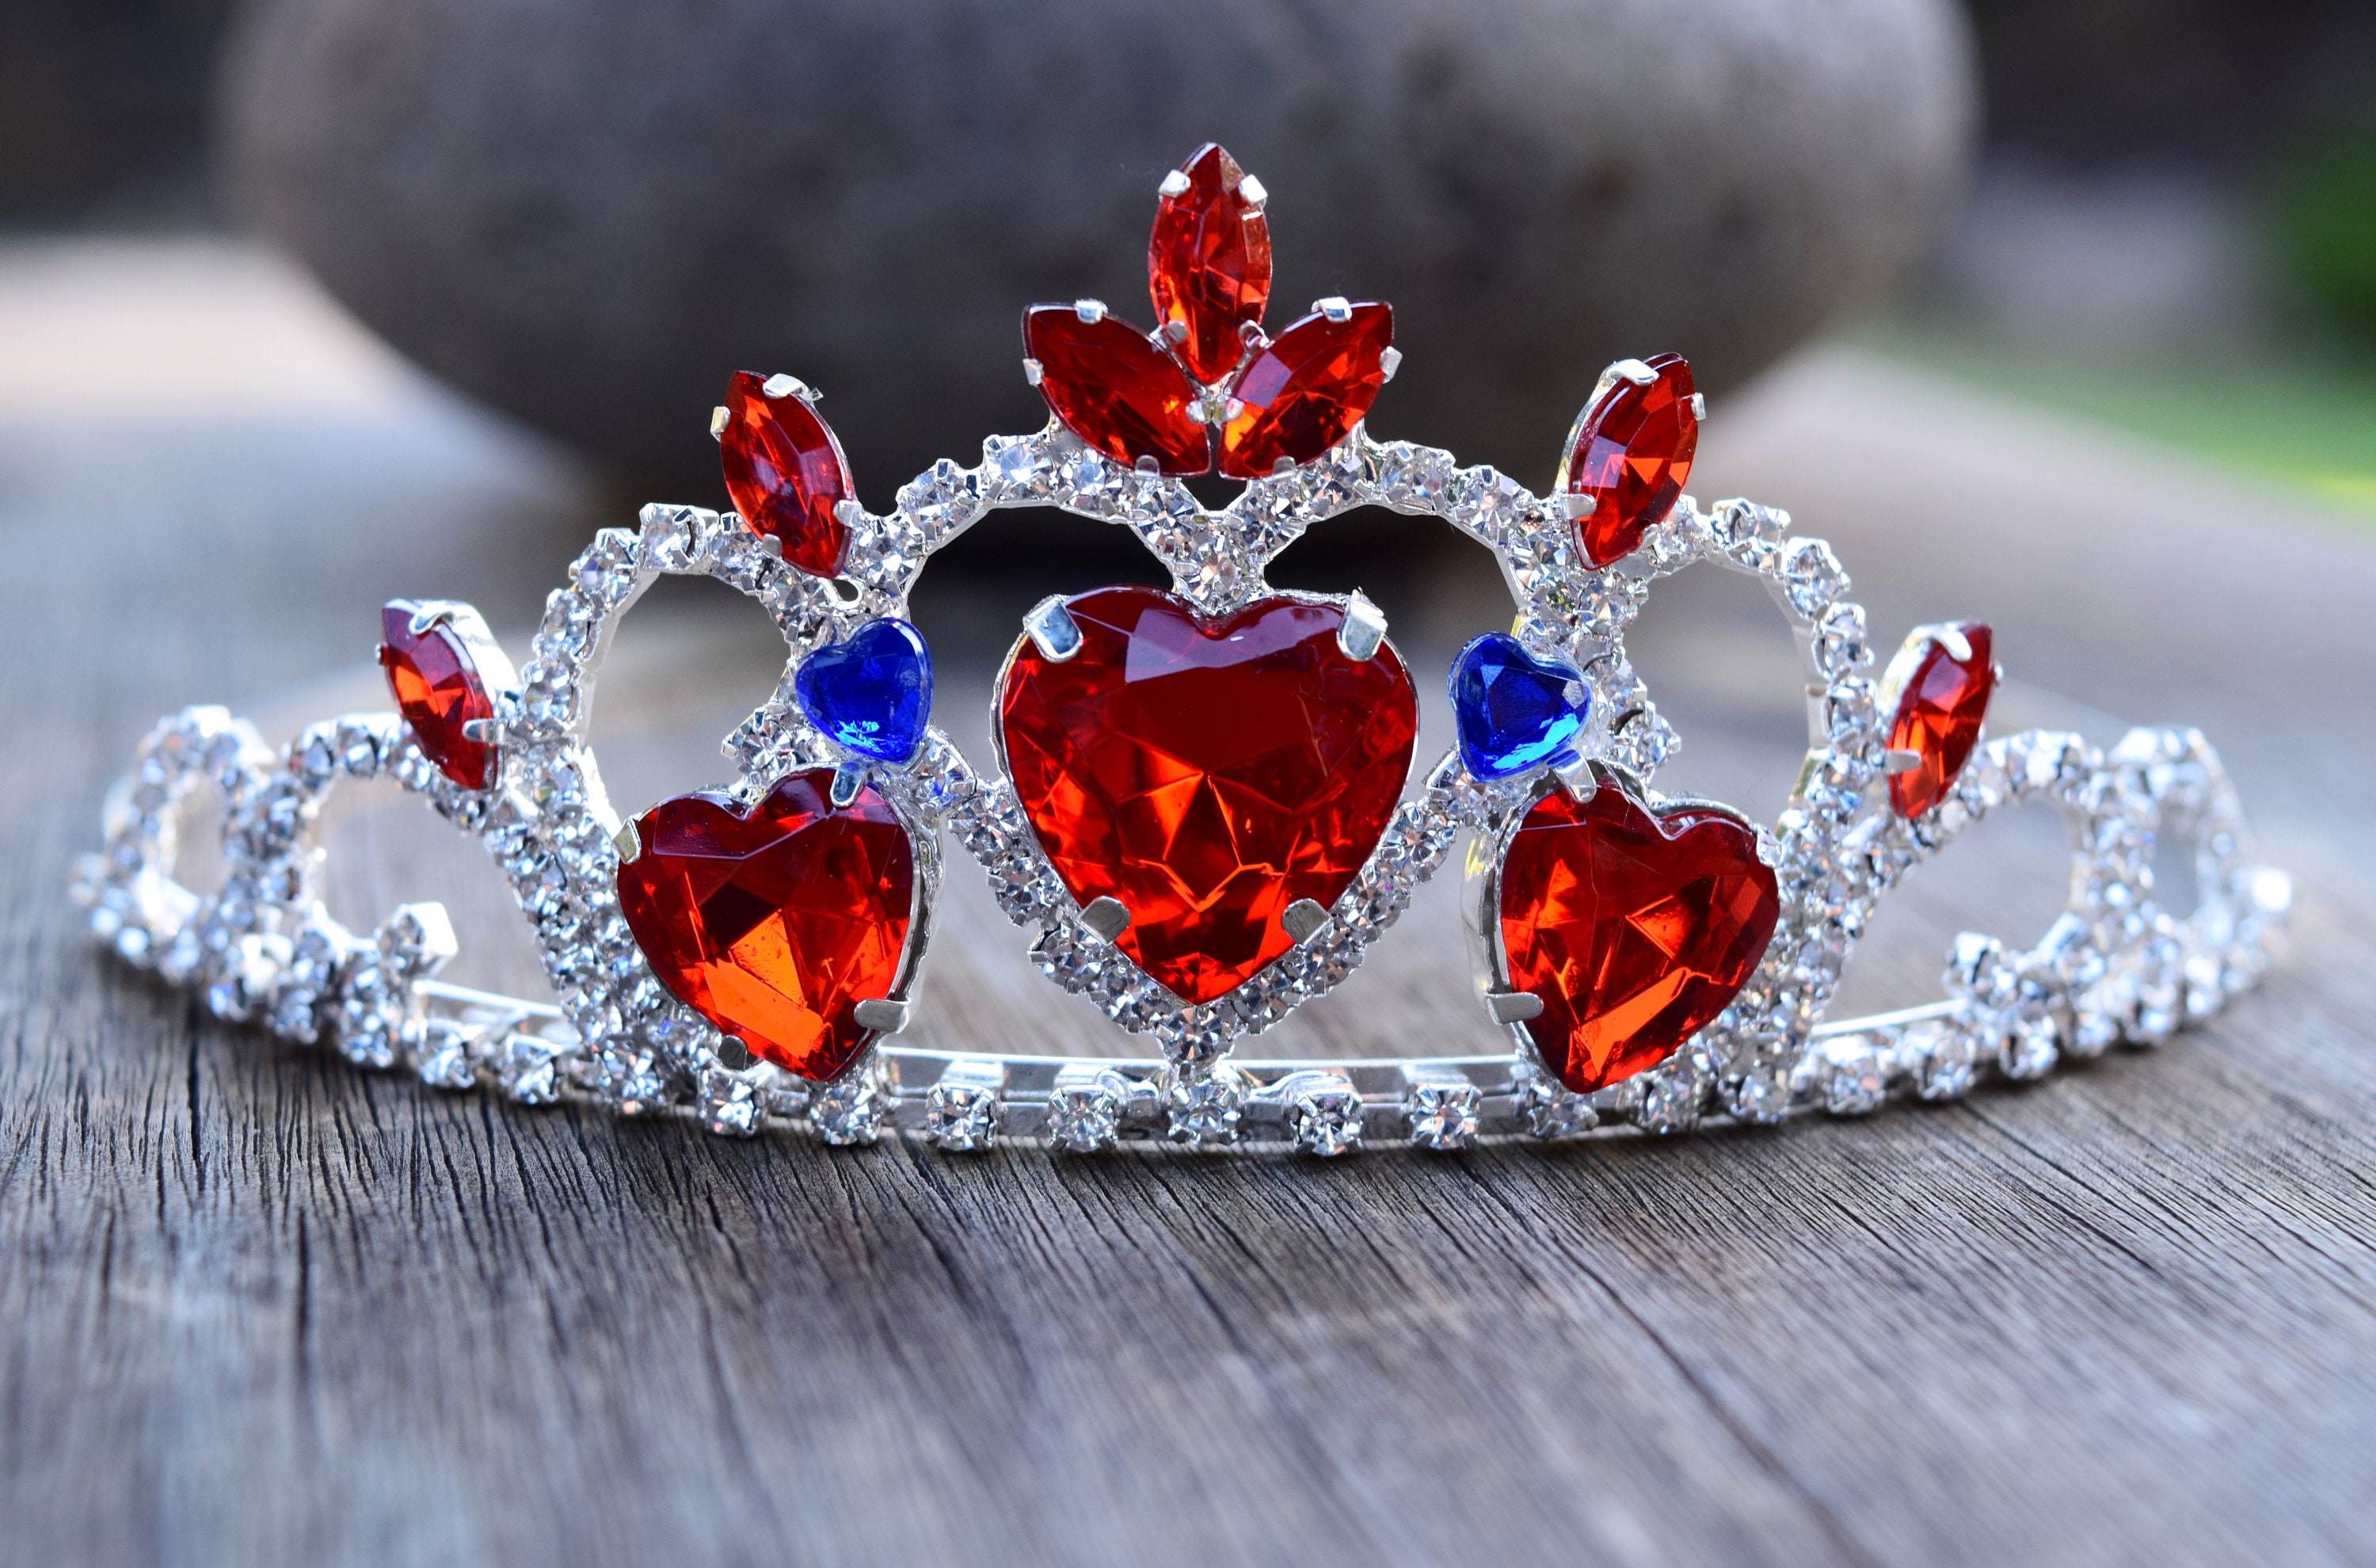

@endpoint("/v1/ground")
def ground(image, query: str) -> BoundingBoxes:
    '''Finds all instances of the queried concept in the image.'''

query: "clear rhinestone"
[1515,1070,1598,1138]
[1638,1056,1708,1133]
[2000,1014,2060,1080]
[413,1019,479,1090]
[498,1032,563,1104]
[1903,1018,1979,1101]
[926,1060,1005,1152]
[698,1067,762,1136]
[1045,1066,1129,1153]
[1779,537,1849,618]
[1816,1035,1887,1116]
[810,1058,893,1146]
[1811,602,1871,678]
[1164,1065,1248,1147]
[1403,1072,1481,1151]
[1275,1071,1364,1157]
[1722,1068,1788,1125]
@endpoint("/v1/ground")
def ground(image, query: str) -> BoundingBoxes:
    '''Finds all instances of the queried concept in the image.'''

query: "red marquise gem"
[1217,303,1393,479]
[1885,622,1995,819]
[1148,143,1273,386]
[1558,353,1699,568]
[719,370,855,578]
[379,600,497,790]
[1498,781,1779,1094]
[1000,587,1418,1003]
[616,769,914,1083]
[1025,304,1213,475]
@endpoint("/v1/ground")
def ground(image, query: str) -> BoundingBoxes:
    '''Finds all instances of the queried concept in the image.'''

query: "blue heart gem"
[1449,632,1590,781]
[794,618,933,765]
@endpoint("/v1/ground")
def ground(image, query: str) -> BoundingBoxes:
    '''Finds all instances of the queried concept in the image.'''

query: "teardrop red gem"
[719,371,856,578]
[1559,353,1699,568]
[1886,622,1995,819]
[1216,303,1392,480]
[616,770,914,1083]
[1499,782,1778,1094]
[1148,143,1273,387]
[1024,305,1212,475]
[379,601,497,790]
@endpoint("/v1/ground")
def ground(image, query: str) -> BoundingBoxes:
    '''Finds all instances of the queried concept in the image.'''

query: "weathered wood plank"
[4,245,2375,1566]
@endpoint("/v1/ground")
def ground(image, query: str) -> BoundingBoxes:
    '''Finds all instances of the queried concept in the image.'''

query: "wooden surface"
[6,240,2376,1567]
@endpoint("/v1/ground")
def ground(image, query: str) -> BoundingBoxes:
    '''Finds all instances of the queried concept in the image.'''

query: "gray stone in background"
[217,0,1974,500]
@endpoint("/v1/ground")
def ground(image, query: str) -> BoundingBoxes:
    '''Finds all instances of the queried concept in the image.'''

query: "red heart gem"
[1024,304,1213,475]
[1217,303,1393,479]
[1557,352,1699,568]
[1498,782,1779,1094]
[1000,587,1418,1005]
[718,371,856,578]
[1148,143,1273,386]
[616,769,914,1082]
[1883,622,1995,819]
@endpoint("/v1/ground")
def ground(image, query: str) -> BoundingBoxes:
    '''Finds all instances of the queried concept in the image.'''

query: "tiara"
[73,143,2290,1156]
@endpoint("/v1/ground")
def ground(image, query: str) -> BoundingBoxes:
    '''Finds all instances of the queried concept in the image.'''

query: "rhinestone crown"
[73,145,2289,1155]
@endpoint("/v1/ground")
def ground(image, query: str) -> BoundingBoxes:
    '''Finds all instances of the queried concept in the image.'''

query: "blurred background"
[5,0,2372,511]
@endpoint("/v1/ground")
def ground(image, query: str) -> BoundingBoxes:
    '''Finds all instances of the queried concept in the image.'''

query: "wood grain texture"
[5,245,2376,1566]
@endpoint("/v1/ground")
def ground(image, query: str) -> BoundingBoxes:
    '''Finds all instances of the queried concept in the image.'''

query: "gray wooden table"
[6,243,2375,1566]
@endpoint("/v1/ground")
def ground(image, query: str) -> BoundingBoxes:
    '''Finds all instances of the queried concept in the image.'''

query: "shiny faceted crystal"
[1148,143,1273,386]
[718,369,856,577]
[793,616,934,764]
[379,601,497,790]
[1000,587,1418,1004]
[1449,631,1590,781]
[1558,352,1699,568]
[615,769,912,1083]
[1499,781,1780,1094]
[1024,304,1211,474]
[1884,622,1995,818]
[1217,303,1393,479]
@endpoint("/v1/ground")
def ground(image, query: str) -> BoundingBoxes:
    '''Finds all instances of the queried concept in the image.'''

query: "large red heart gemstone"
[1000,587,1418,1005]
[616,769,914,1082]
[1498,782,1779,1094]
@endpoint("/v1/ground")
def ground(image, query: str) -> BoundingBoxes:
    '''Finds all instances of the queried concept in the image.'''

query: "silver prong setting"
[1024,596,1084,661]
[1079,896,1131,944]
[853,998,912,1035]
[1282,899,1332,946]
[1338,591,1388,662]
[1483,989,1545,1026]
